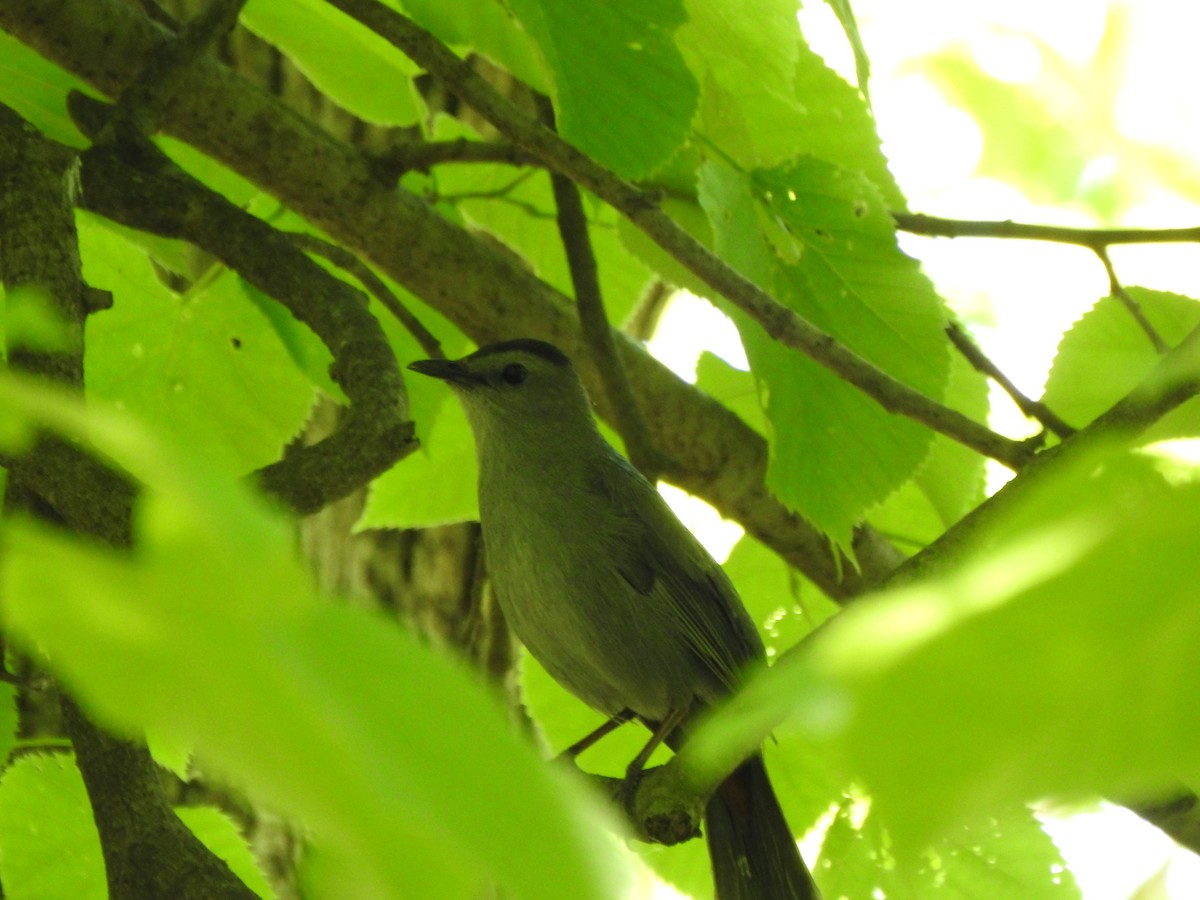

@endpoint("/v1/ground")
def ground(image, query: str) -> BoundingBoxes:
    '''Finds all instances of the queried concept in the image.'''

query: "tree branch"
[323,0,1034,471]
[373,138,539,179]
[0,100,256,900]
[1094,246,1168,353]
[893,213,1200,247]
[899,213,1186,355]
[101,0,246,142]
[537,94,671,479]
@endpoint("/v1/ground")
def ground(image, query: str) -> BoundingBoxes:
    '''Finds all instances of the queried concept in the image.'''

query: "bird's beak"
[407,358,481,386]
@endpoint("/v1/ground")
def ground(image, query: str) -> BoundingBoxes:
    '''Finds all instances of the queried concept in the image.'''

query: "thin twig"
[431,167,540,209]
[626,279,675,342]
[894,213,1200,247]
[1094,246,1168,353]
[324,0,1034,470]
[945,322,1075,439]
[897,212,1176,355]
[536,94,672,478]
[375,139,539,177]
[289,232,443,358]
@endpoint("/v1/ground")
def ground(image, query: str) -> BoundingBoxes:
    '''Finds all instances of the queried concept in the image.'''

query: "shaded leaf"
[506,0,698,178]
[245,0,423,126]
[80,213,315,475]
[176,806,273,899]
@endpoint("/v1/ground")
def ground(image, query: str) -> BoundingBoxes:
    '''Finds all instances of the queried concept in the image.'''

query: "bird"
[409,338,819,899]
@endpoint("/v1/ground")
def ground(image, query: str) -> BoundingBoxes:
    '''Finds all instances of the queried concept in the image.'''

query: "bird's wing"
[591,453,765,698]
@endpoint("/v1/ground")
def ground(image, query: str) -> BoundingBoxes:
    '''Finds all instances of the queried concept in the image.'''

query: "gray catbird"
[410,338,819,899]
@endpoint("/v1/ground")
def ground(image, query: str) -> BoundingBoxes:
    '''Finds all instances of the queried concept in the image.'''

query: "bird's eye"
[501,363,528,385]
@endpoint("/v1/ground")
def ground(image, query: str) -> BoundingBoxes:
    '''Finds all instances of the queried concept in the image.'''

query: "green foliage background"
[2,0,1199,898]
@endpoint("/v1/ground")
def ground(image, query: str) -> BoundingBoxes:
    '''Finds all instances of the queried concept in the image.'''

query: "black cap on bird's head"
[408,339,570,387]
[408,339,593,431]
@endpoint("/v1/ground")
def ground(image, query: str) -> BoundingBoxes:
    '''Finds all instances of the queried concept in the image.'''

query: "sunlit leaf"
[0,755,105,900]
[1044,288,1200,438]
[0,378,623,900]
[693,453,1200,852]
[699,157,948,545]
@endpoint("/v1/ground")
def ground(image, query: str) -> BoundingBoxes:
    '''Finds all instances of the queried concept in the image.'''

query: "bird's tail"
[704,754,820,899]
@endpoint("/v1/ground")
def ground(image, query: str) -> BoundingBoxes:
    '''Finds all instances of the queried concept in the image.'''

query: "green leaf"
[699,452,1200,852]
[790,37,902,208]
[0,754,105,900]
[911,349,989,528]
[820,799,1079,899]
[820,0,872,102]
[240,278,341,400]
[722,534,839,658]
[1044,288,1200,438]
[354,269,473,529]
[0,29,92,147]
[698,157,948,545]
[678,0,806,168]
[0,378,622,900]
[176,806,273,899]
[399,0,547,90]
[159,138,262,210]
[244,0,423,127]
[79,213,316,475]
[677,0,899,203]
[505,0,698,178]
[360,392,478,529]
[871,350,989,549]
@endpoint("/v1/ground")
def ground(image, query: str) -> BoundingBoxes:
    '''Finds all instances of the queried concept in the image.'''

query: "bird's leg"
[556,708,636,760]
[618,709,686,817]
